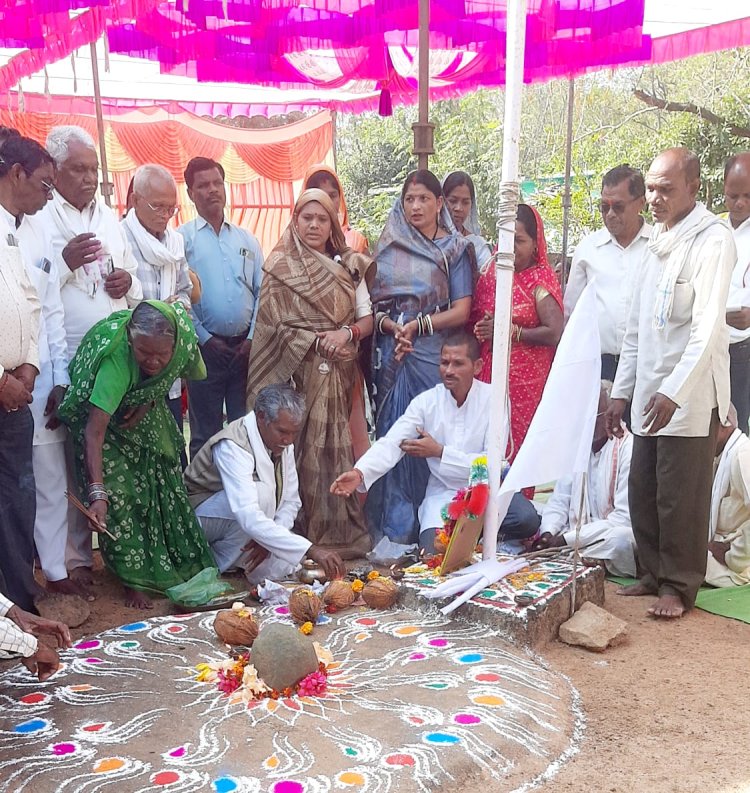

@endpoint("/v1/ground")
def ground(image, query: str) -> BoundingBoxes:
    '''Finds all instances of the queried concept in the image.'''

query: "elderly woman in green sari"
[59,300,218,609]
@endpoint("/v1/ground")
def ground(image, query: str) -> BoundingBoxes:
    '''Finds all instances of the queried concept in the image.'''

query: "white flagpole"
[483,0,527,559]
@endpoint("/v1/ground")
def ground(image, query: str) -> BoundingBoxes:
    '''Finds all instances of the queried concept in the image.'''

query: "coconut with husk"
[362,576,400,609]
[213,605,259,647]
[323,579,356,611]
[288,586,323,625]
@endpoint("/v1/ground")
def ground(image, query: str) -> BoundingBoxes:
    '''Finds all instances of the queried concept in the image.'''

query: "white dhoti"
[196,491,300,584]
[64,435,94,572]
[32,442,69,582]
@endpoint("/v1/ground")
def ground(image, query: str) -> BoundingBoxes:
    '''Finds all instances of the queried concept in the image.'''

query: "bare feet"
[46,577,95,602]
[70,567,95,587]
[648,593,686,619]
[123,587,153,610]
[616,581,656,597]
[708,540,730,567]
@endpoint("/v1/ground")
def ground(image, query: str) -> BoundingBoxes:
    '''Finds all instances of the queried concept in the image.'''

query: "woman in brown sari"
[247,189,374,558]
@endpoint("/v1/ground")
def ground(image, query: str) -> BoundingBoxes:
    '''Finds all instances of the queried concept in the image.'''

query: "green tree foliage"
[336,49,750,252]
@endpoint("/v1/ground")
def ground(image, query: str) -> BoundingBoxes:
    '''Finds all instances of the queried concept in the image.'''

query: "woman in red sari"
[470,203,563,463]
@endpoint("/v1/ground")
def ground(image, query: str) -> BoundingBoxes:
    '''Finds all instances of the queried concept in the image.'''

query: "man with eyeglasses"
[27,124,142,591]
[122,164,192,465]
[179,157,263,460]
[564,164,651,381]
[722,153,750,434]
[0,135,48,611]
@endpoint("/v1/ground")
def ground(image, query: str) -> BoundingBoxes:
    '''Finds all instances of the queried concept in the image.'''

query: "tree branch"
[632,89,750,138]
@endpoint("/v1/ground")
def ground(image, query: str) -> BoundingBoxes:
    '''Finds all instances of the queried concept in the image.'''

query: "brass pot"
[298,559,327,585]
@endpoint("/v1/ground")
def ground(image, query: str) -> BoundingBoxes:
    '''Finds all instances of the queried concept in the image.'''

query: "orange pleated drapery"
[0,105,333,253]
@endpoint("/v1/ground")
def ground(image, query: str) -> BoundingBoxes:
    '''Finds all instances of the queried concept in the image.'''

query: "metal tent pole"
[89,39,112,208]
[560,78,575,291]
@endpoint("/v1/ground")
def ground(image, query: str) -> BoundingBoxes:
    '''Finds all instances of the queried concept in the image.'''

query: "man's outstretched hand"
[307,546,346,581]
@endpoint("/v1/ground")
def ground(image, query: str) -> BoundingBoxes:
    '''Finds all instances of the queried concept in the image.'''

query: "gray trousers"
[628,411,718,608]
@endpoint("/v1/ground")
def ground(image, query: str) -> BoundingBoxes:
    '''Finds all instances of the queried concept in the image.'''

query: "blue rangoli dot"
[120,621,148,632]
[458,653,483,663]
[13,718,48,734]
[425,682,448,689]
[424,732,460,745]
[213,778,238,793]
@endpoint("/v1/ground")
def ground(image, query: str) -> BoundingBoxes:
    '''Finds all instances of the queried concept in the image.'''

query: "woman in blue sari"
[367,170,475,548]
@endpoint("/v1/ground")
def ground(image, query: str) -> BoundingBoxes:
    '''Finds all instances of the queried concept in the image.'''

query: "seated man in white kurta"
[706,404,750,587]
[534,383,636,577]
[331,331,540,551]
[184,383,346,584]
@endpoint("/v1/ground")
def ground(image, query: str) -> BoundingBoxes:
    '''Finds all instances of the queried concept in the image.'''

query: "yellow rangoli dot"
[355,633,368,641]
[94,758,125,773]
[264,755,279,769]
[339,772,365,786]
[472,695,505,707]
[395,626,420,636]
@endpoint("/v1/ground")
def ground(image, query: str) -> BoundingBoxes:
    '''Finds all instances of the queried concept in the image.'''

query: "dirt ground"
[31,556,750,793]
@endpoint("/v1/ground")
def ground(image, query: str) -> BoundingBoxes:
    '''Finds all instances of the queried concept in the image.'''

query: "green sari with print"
[59,300,217,594]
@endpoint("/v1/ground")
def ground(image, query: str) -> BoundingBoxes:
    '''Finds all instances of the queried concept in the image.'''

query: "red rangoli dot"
[475,673,501,682]
[153,771,180,785]
[385,754,415,766]
[167,625,184,633]
[83,723,106,732]
[356,618,377,626]
[20,693,46,704]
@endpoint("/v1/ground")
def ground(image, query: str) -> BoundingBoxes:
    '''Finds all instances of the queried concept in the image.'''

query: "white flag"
[501,279,601,495]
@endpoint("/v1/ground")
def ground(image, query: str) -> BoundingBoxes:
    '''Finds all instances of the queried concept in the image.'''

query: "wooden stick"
[65,490,118,542]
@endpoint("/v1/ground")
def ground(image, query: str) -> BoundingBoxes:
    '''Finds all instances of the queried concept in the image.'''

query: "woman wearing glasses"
[122,164,193,465]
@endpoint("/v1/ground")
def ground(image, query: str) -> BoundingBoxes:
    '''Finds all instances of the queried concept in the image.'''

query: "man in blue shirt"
[179,157,263,459]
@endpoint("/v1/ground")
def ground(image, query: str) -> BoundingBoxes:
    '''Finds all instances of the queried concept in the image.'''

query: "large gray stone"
[251,622,319,691]
[559,600,628,652]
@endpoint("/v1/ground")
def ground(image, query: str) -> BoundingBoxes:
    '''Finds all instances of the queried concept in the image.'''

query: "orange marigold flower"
[299,621,313,635]
[351,579,364,593]
[367,570,380,580]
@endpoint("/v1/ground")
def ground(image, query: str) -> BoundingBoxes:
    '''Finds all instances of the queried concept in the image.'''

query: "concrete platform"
[399,556,606,648]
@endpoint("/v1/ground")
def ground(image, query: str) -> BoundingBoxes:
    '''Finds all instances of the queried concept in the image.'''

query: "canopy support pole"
[482,0,527,558]
[413,0,434,169]
[560,78,575,292]
[90,39,112,208]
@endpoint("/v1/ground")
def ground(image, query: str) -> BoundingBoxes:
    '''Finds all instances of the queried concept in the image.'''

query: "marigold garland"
[436,455,490,554]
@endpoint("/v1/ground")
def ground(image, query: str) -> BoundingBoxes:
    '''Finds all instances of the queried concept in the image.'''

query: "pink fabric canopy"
[1,0,749,113]
[1,0,650,106]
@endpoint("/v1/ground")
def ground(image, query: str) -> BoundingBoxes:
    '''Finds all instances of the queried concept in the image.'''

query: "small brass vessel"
[298,559,328,585]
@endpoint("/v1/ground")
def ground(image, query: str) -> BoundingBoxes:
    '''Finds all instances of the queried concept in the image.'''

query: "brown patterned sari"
[247,189,373,558]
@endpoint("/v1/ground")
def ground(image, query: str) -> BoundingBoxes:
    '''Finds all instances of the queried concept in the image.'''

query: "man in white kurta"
[706,407,750,587]
[185,384,345,584]
[538,388,636,577]
[564,165,651,381]
[722,152,750,433]
[331,333,540,551]
[33,126,142,584]
[608,147,736,618]
[11,209,76,594]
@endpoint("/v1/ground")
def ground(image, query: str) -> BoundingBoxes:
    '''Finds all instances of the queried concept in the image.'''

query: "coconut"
[323,579,356,611]
[362,576,400,609]
[213,609,259,647]
[288,586,323,625]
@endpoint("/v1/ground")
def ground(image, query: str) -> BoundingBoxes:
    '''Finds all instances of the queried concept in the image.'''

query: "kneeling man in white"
[184,383,345,583]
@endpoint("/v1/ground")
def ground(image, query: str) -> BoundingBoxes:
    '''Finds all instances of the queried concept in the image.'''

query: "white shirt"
[727,215,750,344]
[195,413,310,567]
[0,593,37,657]
[356,380,491,531]
[31,195,142,359]
[612,205,735,437]
[8,211,70,445]
[542,435,632,538]
[0,208,40,375]
[564,221,652,355]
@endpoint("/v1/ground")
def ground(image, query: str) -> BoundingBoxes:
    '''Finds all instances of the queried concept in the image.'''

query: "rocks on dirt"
[251,622,319,691]
[559,600,628,652]
[34,592,91,628]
